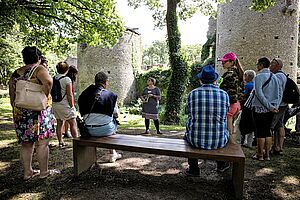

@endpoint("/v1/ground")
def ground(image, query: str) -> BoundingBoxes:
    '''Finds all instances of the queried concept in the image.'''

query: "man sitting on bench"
[184,65,231,176]
[78,71,122,163]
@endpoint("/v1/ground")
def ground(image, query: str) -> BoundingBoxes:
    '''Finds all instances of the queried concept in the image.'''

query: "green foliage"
[0,29,23,85]
[200,34,216,63]
[136,67,172,104]
[188,62,202,91]
[0,0,124,54]
[181,44,202,65]
[250,0,277,12]
[143,40,169,66]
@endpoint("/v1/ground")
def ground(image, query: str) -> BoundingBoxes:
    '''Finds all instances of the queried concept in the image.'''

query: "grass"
[0,97,300,200]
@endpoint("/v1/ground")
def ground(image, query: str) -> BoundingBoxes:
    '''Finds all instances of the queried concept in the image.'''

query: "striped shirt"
[185,84,230,150]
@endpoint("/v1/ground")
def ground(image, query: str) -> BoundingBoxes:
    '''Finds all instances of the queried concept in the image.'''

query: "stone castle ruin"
[76,0,299,105]
[77,28,142,105]
[216,0,299,80]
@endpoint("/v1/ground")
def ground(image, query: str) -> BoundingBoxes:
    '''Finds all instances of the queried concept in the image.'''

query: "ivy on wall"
[136,67,172,104]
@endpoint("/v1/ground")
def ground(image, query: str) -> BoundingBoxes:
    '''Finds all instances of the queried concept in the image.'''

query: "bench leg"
[232,160,245,199]
[73,141,97,176]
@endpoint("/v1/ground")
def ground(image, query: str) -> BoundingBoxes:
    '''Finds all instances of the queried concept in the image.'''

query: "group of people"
[8,46,141,180]
[184,52,291,176]
[8,46,291,180]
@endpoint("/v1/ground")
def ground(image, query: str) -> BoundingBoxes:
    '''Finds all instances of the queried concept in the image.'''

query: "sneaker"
[184,168,200,177]
[109,153,122,163]
[217,162,230,173]
[142,130,150,134]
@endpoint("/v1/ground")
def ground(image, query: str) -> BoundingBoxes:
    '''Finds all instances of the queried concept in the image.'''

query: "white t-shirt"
[54,74,72,104]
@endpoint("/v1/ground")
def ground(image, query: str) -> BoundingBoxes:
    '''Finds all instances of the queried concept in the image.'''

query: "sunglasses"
[272,58,280,66]
[222,60,229,64]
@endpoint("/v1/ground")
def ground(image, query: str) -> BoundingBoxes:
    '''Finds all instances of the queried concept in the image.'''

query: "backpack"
[280,73,300,104]
[51,76,67,102]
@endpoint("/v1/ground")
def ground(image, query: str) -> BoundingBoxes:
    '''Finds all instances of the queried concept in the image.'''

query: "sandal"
[59,143,67,149]
[23,169,40,181]
[252,154,264,161]
[40,169,60,179]
[264,157,271,161]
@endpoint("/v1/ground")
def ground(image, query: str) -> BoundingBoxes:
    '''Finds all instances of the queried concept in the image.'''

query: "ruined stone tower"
[216,0,299,80]
[77,29,142,105]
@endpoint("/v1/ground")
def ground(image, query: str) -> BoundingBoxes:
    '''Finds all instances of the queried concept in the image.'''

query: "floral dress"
[12,67,55,144]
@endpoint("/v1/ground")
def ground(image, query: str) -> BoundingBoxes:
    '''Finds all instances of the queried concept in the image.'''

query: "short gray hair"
[244,70,256,80]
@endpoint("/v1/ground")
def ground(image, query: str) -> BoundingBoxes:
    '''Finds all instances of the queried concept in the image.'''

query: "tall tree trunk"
[163,0,188,124]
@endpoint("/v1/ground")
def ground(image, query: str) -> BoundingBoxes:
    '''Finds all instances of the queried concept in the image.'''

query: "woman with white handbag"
[8,46,58,180]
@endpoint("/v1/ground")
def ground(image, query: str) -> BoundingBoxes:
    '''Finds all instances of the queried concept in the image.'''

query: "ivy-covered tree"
[0,0,124,54]
[128,0,216,124]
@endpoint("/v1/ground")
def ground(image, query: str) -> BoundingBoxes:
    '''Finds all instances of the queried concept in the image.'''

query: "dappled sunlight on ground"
[273,187,300,199]
[255,168,275,177]
[103,157,152,170]
[281,176,299,185]
[140,168,181,176]
[12,192,44,199]
[0,161,11,169]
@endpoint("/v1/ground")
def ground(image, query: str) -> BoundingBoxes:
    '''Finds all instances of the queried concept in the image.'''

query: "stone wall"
[216,0,299,80]
[77,29,142,105]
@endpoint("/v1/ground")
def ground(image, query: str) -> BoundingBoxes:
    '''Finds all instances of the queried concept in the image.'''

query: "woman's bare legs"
[265,137,272,160]
[56,119,64,145]
[67,118,78,138]
[20,142,34,179]
[35,139,49,177]
[257,138,265,160]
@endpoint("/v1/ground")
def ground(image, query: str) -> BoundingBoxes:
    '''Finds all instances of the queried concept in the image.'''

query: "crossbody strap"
[262,73,273,89]
[84,89,104,122]
[245,73,273,109]
[254,73,273,109]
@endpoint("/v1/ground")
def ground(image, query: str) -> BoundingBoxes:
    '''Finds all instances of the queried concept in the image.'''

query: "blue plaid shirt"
[185,84,230,150]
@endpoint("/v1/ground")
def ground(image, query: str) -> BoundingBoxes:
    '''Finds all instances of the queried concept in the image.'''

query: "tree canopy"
[0,0,124,54]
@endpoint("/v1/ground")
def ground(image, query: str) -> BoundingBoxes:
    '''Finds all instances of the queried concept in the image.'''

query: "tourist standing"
[140,78,162,134]
[219,52,244,137]
[8,46,58,179]
[249,57,282,161]
[52,61,78,148]
[269,58,288,155]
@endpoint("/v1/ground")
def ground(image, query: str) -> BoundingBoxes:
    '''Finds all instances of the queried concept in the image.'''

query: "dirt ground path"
[0,119,300,199]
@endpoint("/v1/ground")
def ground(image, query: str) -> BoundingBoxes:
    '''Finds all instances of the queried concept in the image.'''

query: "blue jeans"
[87,120,117,137]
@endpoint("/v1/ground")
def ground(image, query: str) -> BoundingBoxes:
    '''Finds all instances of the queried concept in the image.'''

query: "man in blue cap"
[184,65,231,176]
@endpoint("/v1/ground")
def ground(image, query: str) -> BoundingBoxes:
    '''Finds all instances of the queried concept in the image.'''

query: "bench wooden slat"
[74,135,244,161]
[73,134,245,199]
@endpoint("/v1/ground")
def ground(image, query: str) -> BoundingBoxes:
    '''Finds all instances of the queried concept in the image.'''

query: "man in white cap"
[184,65,231,176]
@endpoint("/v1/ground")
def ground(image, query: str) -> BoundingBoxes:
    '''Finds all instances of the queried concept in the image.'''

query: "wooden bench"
[73,134,245,199]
